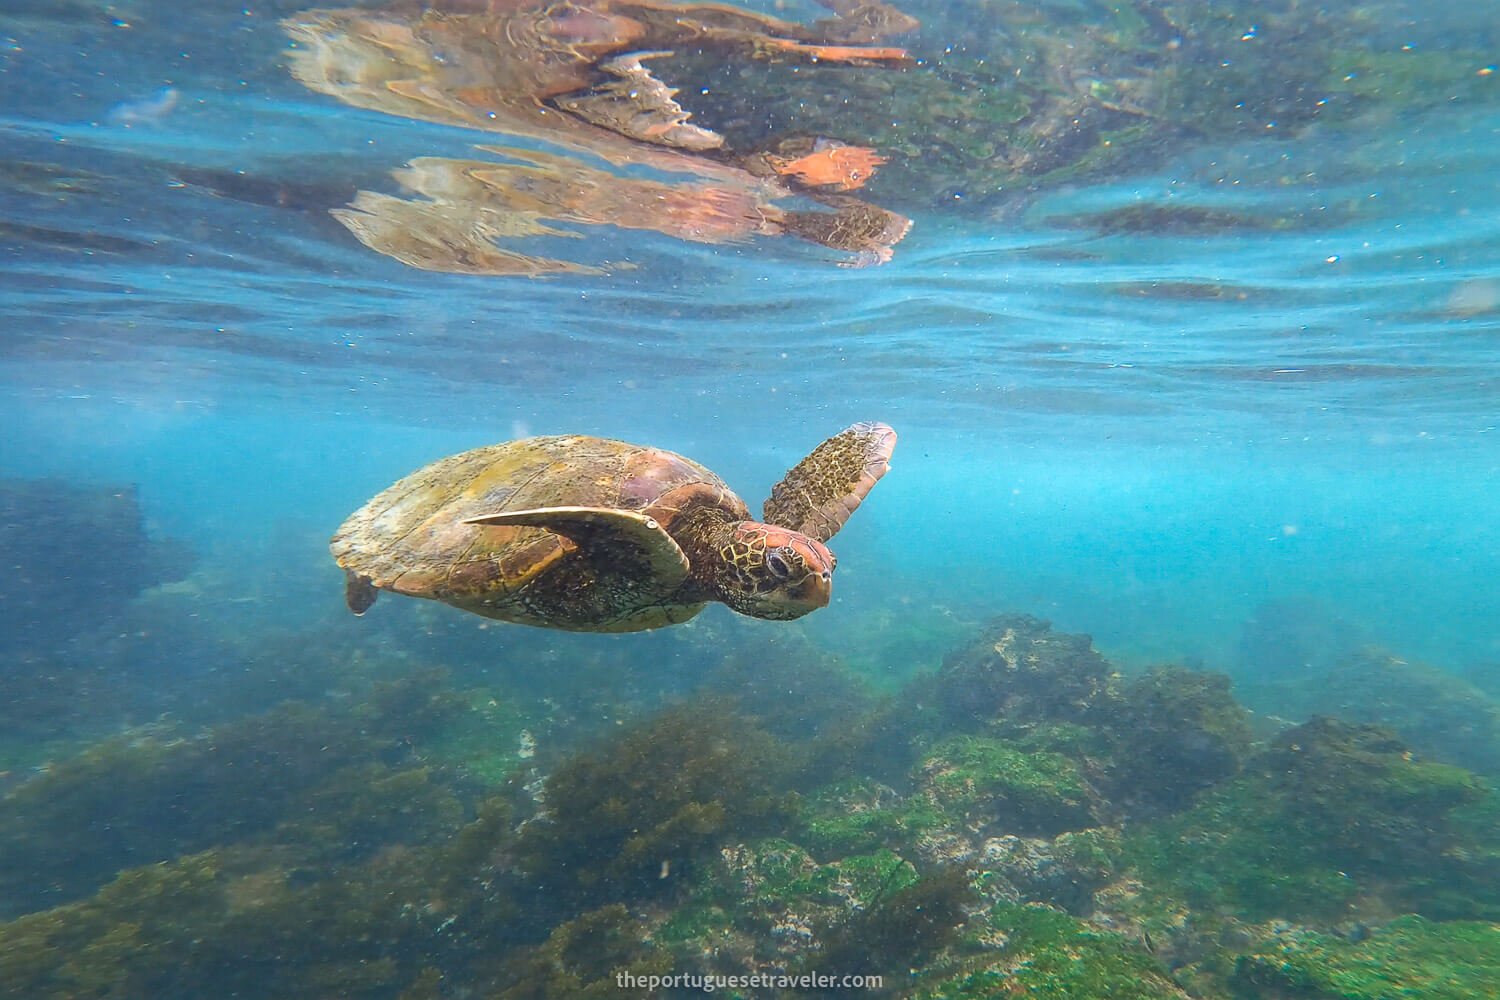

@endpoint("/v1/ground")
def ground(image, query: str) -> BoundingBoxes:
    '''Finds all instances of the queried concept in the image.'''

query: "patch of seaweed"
[514,698,801,906]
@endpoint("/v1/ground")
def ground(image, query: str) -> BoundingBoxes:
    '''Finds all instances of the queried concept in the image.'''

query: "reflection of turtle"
[332,422,896,632]
[283,0,914,183]
[329,146,913,275]
[283,0,918,269]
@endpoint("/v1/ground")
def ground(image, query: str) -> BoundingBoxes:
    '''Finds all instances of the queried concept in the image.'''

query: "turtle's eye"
[765,546,795,579]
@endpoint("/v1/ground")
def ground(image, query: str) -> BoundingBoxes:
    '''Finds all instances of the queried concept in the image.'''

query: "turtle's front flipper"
[463,506,691,591]
[552,52,723,151]
[763,423,896,542]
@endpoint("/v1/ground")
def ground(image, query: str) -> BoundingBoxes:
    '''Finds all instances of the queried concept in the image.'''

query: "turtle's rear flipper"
[553,52,723,151]
[345,570,378,615]
[763,423,896,542]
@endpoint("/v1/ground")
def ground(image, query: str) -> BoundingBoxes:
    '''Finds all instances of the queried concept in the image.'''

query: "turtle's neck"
[667,503,742,603]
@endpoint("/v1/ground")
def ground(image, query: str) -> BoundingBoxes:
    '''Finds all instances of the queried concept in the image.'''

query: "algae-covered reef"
[1232,916,1500,1000]
[0,612,1497,998]
[1241,647,1500,781]
[0,670,467,916]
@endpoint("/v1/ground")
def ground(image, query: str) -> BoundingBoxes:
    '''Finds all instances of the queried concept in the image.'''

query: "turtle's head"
[715,522,835,620]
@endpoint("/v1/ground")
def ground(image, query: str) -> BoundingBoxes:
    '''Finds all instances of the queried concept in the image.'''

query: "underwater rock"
[1126,716,1500,923]
[0,478,192,654]
[797,750,1120,920]
[917,734,1100,838]
[1103,666,1254,815]
[912,901,1190,1000]
[932,619,1252,819]
[801,778,939,859]
[496,904,672,999]
[672,838,848,972]
[1231,914,1500,1000]
[800,727,1105,865]
[933,614,1118,727]
[654,835,967,982]
[1271,648,1500,780]
[0,671,465,917]
[1254,719,1494,888]
[973,830,1120,916]
[815,864,971,980]
[0,791,527,1000]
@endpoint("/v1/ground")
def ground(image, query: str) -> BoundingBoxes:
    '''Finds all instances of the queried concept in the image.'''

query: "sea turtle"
[331,422,896,632]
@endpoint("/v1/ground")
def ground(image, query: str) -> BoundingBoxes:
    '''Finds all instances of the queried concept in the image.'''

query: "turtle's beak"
[796,569,832,609]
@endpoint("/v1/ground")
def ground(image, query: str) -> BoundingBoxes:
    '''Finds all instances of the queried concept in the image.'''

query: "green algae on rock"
[496,904,673,1000]
[514,700,800,902]
[0,670,466,917]
[3,601,1498,999]
[801,778,946,858]
[1232,916,1500,1000]
[1254,648,1500,780]
[651,835,969,983]
[0,792,526,1000]
[1106,666,1255,814]
[1127,717,1499,923]
[932,614,1118,727]
[913,902,1189,1000]
[919,734,1098,837]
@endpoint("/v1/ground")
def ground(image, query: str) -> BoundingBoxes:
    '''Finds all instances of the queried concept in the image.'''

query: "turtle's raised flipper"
[345,570,379,615]
[553,52,724,152]
[463,506,690,591]
[763,423,896,542]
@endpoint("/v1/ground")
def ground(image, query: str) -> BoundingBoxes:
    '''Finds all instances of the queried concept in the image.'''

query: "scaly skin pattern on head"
[715,522,834,619]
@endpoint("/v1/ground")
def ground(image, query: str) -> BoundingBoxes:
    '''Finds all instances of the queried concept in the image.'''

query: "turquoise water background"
[3,0,1498,678]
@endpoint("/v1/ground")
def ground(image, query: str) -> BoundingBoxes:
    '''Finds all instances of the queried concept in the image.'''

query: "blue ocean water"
[2,1,1500,995]
[4,0,1497,675]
